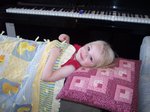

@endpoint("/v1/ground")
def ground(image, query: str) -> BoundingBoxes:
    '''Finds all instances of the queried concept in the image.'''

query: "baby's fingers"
[58,34,70,43]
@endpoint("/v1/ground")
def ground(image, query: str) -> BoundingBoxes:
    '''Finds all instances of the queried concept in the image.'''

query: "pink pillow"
[57,58,140,112]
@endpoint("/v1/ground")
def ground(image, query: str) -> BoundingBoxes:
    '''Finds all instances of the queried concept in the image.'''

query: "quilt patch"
[57,58,140,112]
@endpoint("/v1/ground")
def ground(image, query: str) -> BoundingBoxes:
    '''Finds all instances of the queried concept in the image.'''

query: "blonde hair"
[93,40,115,68]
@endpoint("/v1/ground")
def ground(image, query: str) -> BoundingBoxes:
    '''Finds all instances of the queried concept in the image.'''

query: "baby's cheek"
[84,61,94,67]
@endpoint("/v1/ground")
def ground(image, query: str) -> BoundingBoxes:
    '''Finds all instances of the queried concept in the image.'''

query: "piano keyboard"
[6,7,150,24]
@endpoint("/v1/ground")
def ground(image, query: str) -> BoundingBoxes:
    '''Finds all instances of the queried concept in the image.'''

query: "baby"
[41,34,115,82]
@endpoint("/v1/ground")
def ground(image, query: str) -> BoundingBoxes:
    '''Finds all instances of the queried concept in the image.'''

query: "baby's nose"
[83,51,88,59]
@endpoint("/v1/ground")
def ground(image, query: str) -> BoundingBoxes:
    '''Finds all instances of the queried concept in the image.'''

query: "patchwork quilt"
[0,35,75,112]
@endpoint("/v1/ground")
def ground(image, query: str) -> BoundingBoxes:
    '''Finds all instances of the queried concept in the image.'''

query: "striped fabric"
[39,40,74,112]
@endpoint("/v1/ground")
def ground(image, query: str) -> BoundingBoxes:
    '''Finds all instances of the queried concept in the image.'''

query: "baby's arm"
[41,47,61,81]
[41,47,76,82]
[46,65,75,82]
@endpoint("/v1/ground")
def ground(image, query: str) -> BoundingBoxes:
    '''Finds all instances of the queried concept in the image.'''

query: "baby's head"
[75,40,115,68]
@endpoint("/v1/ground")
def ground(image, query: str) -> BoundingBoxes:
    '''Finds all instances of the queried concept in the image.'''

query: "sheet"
[0,35,75,112]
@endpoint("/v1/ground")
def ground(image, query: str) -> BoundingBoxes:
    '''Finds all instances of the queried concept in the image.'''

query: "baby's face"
[75,42,104,67]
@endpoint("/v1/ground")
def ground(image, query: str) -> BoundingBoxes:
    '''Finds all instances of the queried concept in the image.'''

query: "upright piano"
[0,0,150,59]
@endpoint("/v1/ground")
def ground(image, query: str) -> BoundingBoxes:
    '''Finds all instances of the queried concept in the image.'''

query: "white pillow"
[140,36,150,75]
[139,36,150,112]
[138,75,150,112]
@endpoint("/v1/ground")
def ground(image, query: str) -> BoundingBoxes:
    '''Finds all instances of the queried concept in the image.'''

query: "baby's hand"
[58,34,70,44]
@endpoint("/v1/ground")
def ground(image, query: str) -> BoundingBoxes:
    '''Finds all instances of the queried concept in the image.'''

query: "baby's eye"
[90,56,93,62]
[88,46,90,51]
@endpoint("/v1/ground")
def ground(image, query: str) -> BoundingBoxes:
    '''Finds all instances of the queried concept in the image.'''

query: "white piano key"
[6,7,150,24]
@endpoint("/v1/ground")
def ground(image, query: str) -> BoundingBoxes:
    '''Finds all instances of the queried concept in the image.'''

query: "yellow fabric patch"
[0,55,5,63]
[2,82,18,94]
[17,42,36,55]
[17,107,30,112]
[3,55,28,83]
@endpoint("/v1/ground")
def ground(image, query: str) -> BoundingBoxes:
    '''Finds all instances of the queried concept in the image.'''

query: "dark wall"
[2,22,144,60]
[0,0,18,5]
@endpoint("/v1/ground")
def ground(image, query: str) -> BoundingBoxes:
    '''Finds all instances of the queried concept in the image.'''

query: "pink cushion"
[57,58,140,112]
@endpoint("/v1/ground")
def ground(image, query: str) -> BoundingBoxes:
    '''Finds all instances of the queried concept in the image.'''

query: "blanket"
[0,35,75,112]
